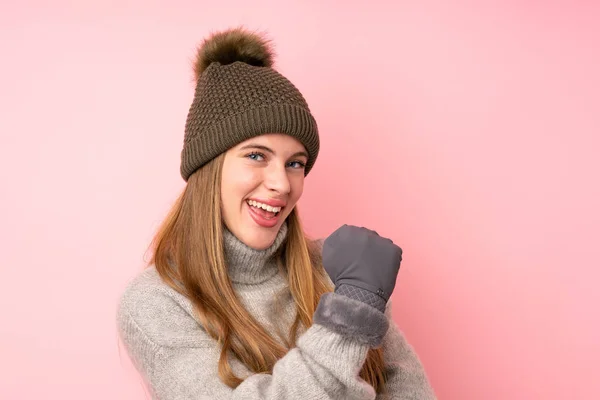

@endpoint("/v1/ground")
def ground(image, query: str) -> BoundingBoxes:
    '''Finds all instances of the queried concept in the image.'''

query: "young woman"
[117,27,436,399]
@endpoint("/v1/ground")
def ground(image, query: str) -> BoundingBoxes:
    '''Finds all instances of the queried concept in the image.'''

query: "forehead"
[236,133,307,154]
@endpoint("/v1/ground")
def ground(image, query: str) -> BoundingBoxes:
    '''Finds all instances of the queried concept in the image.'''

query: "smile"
[246,199,285,228]
[246,200,282,214]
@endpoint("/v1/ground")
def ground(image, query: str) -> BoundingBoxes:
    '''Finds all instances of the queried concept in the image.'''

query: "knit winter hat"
[180,27,320,181]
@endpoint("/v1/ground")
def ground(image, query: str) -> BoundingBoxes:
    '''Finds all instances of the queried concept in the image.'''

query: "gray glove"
[322,224,403,312]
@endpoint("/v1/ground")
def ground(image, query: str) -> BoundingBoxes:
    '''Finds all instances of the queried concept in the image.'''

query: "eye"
[247,152,265,161]
[287,160,306,169]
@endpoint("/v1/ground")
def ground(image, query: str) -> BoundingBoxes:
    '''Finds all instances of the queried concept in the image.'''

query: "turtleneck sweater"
[117,223,436,399]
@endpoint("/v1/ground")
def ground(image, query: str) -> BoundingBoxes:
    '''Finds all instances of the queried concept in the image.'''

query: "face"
[220,133,308,250]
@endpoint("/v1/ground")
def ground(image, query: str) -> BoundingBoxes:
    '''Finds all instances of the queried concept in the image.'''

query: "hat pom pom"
[193,27,275,81]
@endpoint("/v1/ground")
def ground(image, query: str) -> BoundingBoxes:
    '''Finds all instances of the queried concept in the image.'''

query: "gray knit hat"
[180,27,320,181]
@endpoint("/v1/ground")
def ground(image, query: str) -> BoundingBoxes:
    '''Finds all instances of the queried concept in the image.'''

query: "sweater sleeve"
[117,283,388,400]
[376,301,437,399]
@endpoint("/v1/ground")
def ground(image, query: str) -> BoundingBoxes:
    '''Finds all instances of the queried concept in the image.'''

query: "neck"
[222,223,288,285]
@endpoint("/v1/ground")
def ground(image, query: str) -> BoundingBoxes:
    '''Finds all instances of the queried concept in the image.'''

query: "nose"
[264,163,291,194]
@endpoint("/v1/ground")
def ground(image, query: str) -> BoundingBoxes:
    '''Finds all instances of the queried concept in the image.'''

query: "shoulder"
[308,237,332,285]
[312,237,325,249]
[380,298,413,352]
[308,237,325,259]
[117,266,212,349]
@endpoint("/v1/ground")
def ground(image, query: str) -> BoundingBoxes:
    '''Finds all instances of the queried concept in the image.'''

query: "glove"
[322,224,403,312]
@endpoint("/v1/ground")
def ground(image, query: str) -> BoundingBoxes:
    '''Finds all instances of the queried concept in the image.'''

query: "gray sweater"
[117,224,436,399]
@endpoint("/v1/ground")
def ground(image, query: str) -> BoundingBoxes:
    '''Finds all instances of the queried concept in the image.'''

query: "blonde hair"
[149,153,387,392]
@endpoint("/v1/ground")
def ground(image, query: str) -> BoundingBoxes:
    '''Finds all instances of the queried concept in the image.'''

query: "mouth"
[246,199,283,219]
[245,199,287,228]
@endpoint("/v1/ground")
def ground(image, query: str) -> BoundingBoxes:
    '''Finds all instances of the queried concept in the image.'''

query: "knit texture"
[181,61,320,180]
[116,224,437,399]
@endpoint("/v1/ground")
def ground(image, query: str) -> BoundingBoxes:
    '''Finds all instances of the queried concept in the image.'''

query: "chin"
[239,226,280,250]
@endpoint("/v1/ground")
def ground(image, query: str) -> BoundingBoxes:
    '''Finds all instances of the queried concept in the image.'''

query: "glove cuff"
[335,284,387,313]
[314,292,389,347]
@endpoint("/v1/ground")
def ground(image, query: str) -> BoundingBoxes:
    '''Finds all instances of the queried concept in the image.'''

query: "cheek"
[289,175,305,203]
[222,168,261,206]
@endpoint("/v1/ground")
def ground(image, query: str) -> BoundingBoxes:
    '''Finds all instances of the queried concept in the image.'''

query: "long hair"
[149,153,388,393]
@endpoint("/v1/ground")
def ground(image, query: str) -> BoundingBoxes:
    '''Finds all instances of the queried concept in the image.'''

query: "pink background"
[1,1,599,399]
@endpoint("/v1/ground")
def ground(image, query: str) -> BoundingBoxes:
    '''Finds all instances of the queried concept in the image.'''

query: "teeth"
[248,200,282,213]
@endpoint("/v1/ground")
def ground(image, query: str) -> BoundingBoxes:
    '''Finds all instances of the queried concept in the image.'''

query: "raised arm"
[117,283,387,400]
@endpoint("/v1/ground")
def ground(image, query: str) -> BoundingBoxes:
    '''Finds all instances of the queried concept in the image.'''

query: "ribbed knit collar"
[223,222,288,285]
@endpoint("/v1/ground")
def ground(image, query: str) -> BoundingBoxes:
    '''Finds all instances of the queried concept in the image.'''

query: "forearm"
[119,292,389,400]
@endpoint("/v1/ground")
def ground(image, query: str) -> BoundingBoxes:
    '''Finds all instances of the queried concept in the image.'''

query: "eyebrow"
[239,144,309,159]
